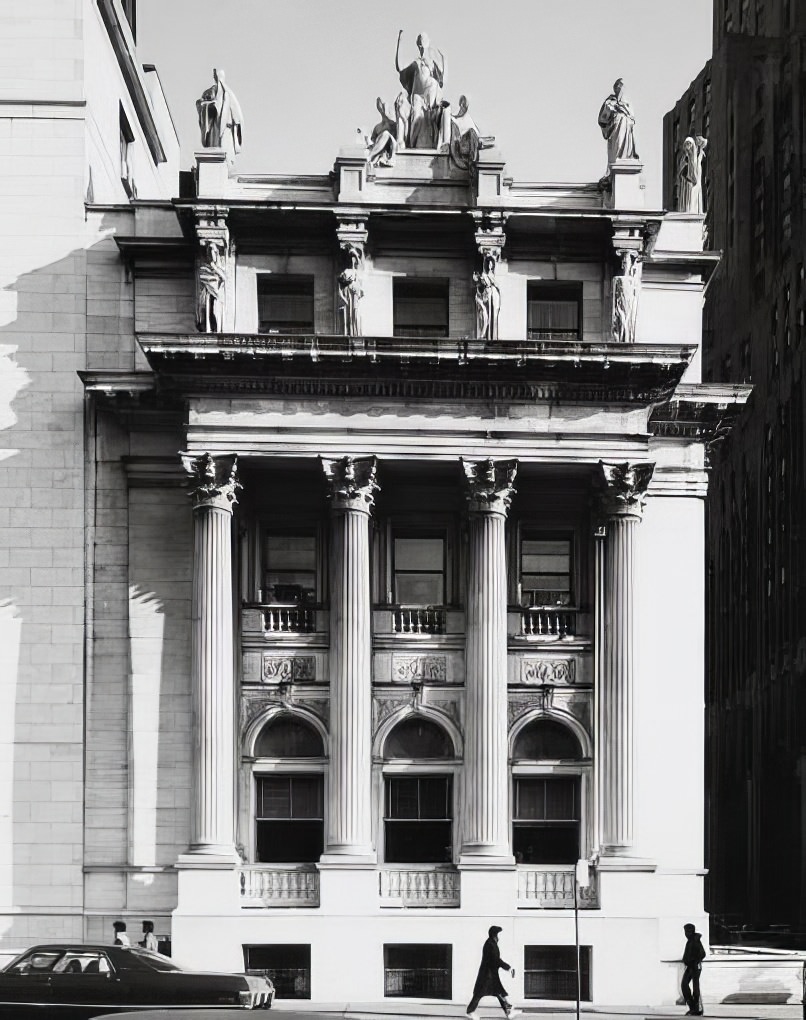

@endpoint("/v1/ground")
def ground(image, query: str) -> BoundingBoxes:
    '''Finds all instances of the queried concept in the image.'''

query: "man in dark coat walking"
[681,922,706,1015]
[466,925,519,1019]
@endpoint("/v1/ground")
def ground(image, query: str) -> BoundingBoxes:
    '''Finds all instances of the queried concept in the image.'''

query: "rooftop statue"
[676,134,708,214]
[395,30,449,149]
[367,97,399,169]
[450,95,495,170]
[598,78,638,169]
[196,68,244,165]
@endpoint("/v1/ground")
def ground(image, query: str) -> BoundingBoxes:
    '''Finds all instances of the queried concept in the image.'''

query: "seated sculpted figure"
[395,30,448,149]
[367,97,398,168]
[598,78,638,170]
[196,68,244,165]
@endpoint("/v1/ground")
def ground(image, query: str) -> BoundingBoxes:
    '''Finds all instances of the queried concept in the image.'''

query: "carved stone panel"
[428,696,461,726]
[392,655,447,684]
[521,658,576,686]
[262,655,316,684]
[373,696,410,732]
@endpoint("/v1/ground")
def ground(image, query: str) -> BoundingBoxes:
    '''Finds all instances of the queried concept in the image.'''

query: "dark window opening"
[120,0,136,38]
[264,532,316,605]
[385,718,454,759]
[393,533,446,605]
[258,276,314,334]
[255,717,324,758]
[256,775,323,863]
[513,720,582,761]
[524,945,591,1000]
[520,534,572,607]
[527,283,582,341]
[384,776,452,863]
[244,945,310,999]
[513,777,580,864]
[119,105,135,198]
[393,279,449,338]
[384,944,452,999]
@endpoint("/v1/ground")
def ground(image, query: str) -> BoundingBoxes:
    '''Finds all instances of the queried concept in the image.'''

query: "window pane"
[384,821,452,863]
[266,536,316,571]
[513,823,579,864]
[387,778,420,819]
[384,719,454,759]
[520,535,572,606]
[418,777,451,819]
[513,721,582,760]
[515,777,580,820]
[393,280,449,336]
[256,820,323,863]
[515,778,544,819]
[544,778,577,820]
[527,300,579,332]
[290,775,323,818]
[258,277,314,333]
[395,574,444,605]
[265,534,317,604]
[394,538,444,571]
[258,778,291,818]
[255,719,324,758]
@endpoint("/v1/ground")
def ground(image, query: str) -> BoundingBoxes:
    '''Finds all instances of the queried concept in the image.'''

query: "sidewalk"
[272,1002,802,1020]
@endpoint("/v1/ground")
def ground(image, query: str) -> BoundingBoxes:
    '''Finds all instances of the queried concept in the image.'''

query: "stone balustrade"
[262,604,317,634]
[379,867,461,907]
[517,866,599,908]
[519,606,578,640]
[239,866,320,907]
[393,606,446,635]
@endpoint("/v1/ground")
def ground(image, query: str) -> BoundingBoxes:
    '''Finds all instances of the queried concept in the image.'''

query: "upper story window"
[513,776,580,864]
[258,276,314,334]
[393,532,445,605]
[256,774,323,863]
[384,776,453,863]
[393,279,449,338]
[526,282,582,341]
[263,531,317,606]
[519,533,573,607]
[119,105,136,199]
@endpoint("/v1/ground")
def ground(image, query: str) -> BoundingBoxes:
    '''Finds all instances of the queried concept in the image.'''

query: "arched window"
[253,715,324,864]
[254,716,324,758]
[384,717,454,759]
[382,716,455,865]
[512,719,582,761]
[512,718,585,866]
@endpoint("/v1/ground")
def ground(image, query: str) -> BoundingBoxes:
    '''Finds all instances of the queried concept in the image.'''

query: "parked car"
[0,944,273,1016]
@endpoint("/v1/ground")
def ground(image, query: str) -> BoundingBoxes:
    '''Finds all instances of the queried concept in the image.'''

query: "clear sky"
[138,0,712,208]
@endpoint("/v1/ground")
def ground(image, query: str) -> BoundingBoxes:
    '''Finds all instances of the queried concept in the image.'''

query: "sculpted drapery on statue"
[612,250,642,344]
[395,30,448,149]
[196,239,227,333]
[196,68,244,165]
[367,97,399,169]
[338,244,365,338]
[473,251,501,341]
[598,78,638,168]
[676,135,708,214]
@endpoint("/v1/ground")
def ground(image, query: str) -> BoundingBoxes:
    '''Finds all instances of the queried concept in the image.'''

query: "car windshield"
[121,949,182,973]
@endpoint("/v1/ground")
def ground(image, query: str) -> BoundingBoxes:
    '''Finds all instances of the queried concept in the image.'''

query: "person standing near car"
[466,925,520,1020]
[681,922,706,1015]
[139,920,158,952]
[112,920,130,947]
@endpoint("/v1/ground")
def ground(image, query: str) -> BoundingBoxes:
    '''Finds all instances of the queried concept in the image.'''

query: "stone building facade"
[664,0,806,939]
[0,0,749,1006]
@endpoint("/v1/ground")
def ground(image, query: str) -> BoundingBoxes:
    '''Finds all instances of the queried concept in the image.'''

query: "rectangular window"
[524,946,591,1001]
[384,944,452,999]
[527,282,582,341]
[393,279,449,338]
[513,776,580,864]
[256,775,323,863]
[263,532,317,605]
[119,106,135,198]
[384,776,452,863]
[244,945,311,999]
[258,276,314,334]
[393,533,445,605]
[520,533,572,607]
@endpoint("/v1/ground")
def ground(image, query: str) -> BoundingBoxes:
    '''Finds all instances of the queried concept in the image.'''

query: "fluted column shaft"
[321,456,378,863]
[183,453,240,859]
[461,458,517,866]
[598,461,653,855]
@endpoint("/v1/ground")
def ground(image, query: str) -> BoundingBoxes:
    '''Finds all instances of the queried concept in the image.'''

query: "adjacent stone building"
[0,0,749,1006]
[664,0,806,940]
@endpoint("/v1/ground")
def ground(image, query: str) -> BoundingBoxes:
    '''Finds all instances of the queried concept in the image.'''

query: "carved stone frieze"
[428,697,461,725]
[262,655,316,684]
[461,457,518,515]
[301,698,330,725]
[392,655,447,684]
[598,461,654,520]
[521,658,575,686]
[181,452,240,512]
[321,455,379,513]
[373,696,410,731]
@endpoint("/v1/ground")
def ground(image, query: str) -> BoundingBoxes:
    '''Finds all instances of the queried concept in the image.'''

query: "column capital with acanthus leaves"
[598,461,654,520]
[461,457,518,516]
[181,452,241,513]
[321,455,379,514]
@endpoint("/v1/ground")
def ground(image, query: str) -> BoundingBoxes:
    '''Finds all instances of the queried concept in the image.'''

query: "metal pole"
[574,875,581,1020]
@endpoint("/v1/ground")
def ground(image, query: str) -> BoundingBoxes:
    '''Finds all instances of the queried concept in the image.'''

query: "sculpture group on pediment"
[676,134,708,214]
[598,78,638,175]
[395,30,449,149]
[196,68,244,165]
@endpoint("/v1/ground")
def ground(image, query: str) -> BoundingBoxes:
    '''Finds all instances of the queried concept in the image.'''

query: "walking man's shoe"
[467,1013,479,1020]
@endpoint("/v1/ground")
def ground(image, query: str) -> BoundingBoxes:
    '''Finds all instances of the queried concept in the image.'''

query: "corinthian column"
[180,452,241,860]
[597,461,654,854]
[460,458,518,867]
[320,456,379,864]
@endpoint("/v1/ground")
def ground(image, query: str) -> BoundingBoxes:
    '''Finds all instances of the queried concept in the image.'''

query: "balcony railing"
[379,867,460,907]
[393,606,446,635]
[262,604,317,634]
[239,866,320,907]
[517,866,599,908]
[519,606,577,640]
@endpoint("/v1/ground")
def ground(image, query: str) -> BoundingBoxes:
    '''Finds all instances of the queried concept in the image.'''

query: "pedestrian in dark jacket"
[466,926,519,1020]
[681,923,705,1015]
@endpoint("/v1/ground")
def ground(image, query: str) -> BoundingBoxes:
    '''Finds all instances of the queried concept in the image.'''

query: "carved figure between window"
[473,250,501,341]
[611,250,642,344]
[196,239,228,334]
[338,244,365,338]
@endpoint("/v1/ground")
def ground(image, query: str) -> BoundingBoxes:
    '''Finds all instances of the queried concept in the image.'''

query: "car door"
[48,951,121,1015]
[0,949,60,1013]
